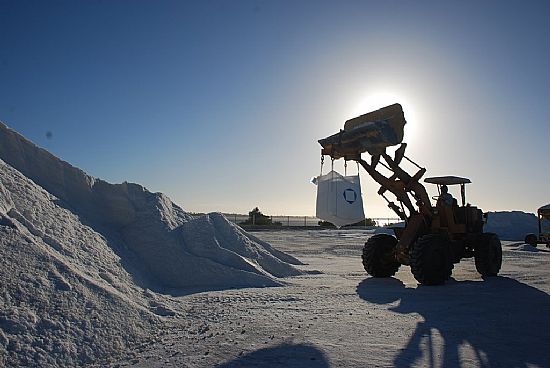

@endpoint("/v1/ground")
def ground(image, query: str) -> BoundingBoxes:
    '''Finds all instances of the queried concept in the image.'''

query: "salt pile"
[0,122,303,366]
[514,244,539,252]
[374,212,542,241]
[485,211,538,241]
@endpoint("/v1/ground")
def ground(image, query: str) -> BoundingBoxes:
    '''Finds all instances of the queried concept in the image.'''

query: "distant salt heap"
[0,122,303,366]
[485,211,538,241]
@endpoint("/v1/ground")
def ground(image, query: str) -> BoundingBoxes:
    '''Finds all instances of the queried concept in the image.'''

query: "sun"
[348,91,419,145]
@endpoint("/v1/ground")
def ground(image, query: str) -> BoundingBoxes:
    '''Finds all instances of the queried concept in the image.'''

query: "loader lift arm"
[318,104,433,263]
[354,147,432,221]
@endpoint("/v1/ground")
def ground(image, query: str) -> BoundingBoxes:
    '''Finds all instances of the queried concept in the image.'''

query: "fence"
[222,214,399,228]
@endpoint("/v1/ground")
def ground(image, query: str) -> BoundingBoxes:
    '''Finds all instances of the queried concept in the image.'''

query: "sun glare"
[349,92,418,145]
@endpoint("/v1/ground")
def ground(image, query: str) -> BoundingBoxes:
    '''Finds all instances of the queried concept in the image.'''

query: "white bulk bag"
[315,170,365,228]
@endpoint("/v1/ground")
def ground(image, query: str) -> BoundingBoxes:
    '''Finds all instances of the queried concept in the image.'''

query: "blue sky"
[1,0,549,216]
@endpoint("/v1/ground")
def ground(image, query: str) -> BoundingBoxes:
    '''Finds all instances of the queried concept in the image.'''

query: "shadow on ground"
[356,277,550,367]
[217,342,330,368]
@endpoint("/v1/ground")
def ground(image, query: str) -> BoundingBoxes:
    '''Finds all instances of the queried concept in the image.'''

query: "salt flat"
[109,230,550,368]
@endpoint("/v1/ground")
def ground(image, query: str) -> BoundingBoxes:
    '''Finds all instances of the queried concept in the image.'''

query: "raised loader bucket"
[318,103,406,159]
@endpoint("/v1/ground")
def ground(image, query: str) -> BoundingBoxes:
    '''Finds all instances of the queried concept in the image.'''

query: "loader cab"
[424,176,484,236]
[425,176,470,207]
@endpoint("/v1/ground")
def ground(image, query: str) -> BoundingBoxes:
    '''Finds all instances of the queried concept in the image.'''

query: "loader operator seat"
[437,185,454,207]
[437,185,466,233]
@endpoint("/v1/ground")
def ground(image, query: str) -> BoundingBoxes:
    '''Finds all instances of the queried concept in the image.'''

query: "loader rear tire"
[475,233,502,277]
[410,234,453,285]
[362,234,400,277]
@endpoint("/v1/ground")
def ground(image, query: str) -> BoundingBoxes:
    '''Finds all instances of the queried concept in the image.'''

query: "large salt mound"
[485,211,538,241]
[0,158,159,366]
[0,122,303,366]
[0,122,303,288]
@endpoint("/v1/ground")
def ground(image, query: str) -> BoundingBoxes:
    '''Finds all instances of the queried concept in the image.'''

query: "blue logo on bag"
[343,188,357,204]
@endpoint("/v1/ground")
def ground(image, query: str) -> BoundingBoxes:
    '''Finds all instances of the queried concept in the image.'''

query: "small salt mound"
[181,213,303,279]
[514,244,540,252]
[373,222,405,236]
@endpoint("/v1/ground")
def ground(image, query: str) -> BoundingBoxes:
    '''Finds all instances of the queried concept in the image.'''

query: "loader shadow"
[217,342,330,368]
[356,276,550,368]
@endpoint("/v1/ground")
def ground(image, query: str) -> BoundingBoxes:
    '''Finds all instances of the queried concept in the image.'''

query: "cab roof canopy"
[424,176,472,185]
[539,204,550,214]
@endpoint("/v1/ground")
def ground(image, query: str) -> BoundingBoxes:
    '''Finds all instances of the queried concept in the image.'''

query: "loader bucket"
[318,103,406,159]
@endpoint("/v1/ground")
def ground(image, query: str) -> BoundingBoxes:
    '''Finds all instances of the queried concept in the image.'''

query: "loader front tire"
[362,234,400,277]
[475,233,502,276]
[410,234,453,285]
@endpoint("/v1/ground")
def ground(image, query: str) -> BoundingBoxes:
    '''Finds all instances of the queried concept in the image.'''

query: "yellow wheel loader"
[318,103,502,285]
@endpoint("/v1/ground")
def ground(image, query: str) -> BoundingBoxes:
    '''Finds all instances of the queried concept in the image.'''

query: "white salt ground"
[105,231,550,368]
